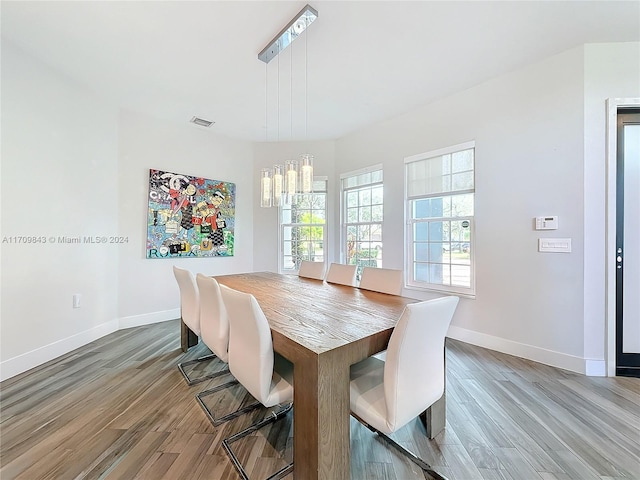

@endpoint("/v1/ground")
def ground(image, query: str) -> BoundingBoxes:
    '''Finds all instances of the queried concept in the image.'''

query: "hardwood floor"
[1,319,639,480]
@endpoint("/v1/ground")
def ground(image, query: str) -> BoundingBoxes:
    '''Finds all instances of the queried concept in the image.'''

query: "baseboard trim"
[3,314,605,382]
[0,319,119,382]
[119,309,180,329]
[585,359,607,377]
[447,325,604,376]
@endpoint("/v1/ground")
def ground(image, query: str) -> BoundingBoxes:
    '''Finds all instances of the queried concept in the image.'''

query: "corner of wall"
[119,309,180,330]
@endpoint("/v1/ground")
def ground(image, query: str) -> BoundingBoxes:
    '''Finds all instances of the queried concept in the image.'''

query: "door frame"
[606,98,640,376]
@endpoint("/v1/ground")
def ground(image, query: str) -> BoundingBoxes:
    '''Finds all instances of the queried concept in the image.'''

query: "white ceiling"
[2,1,639,142]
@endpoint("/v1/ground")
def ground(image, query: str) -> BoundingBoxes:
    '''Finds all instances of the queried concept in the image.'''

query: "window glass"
[406,144,475,296]
[341,167,383,279]
[280,179,327,272]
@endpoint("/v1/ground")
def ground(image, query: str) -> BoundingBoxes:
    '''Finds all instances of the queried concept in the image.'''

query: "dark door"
[616,110,640,377]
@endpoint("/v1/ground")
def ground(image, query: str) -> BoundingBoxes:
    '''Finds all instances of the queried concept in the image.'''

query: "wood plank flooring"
[1,319,639,480]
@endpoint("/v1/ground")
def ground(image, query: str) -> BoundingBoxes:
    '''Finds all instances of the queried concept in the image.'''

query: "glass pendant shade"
[273,164,284,206]
[260,168,273,208]
[300,154,314,194]
[285,160,299,200]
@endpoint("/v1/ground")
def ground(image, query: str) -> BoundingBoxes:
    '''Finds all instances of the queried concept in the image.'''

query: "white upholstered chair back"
[383,296,459,432]
[195,274,229,363]
[359,267,403,295]
[220,285,293,408]
[298,260,325,280]
[173,266,200,336]
[325,263,357,286]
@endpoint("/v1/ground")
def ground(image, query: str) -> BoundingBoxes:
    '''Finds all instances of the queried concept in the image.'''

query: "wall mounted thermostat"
[535,216,559,230]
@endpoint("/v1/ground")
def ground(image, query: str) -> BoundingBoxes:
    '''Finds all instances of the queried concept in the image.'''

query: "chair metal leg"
[354,415,449,480]
[222,403,293,480]
[196,379,263,426]
[178,353,229,386]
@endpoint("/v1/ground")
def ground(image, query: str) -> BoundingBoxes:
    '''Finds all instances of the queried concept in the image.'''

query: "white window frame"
[279,177,328,273]
[405,141,476,297]
[340,165,383,277]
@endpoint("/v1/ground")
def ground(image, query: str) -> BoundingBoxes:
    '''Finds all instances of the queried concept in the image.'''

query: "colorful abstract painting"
[146,169,235,258]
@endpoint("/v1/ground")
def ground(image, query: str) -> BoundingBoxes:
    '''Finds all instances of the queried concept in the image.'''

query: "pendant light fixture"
[273,164,284,206]
[259,4,317,208]
[260,168,273,208]
[285,159,299,202]
[300,153,313,194]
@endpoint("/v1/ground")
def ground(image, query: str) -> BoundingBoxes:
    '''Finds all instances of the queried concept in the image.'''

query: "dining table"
[181,271,446,480]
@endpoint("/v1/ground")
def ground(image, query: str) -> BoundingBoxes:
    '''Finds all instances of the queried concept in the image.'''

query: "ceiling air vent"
[190,116,214,128]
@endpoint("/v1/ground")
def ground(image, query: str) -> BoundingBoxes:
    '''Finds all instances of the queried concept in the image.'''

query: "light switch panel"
[538,238,571,253]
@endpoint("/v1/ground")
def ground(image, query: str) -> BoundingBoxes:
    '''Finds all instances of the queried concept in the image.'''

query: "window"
[341,166,383,278]
[405,142,475,296]
[280,179,327,272]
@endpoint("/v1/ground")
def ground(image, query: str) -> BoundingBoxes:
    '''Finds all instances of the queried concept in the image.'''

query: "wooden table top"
[215,271,416,355]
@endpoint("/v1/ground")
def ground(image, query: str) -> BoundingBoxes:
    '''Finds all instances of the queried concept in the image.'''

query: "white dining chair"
[359,267,403,295]
[298,260,325,280]
[193,274,242,425]
[349,296,459,480]
[220,285,294,480]
[360,266,403,361]
[325,263,357,286]
[174,266,226,385]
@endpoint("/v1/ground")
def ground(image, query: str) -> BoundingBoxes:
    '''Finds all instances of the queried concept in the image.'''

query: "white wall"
[583,42,640,375]
[335,46,589,372]
[117,110,255,327]
[252,141,336,272]
[1,42,120,380]
[0,44,256,380]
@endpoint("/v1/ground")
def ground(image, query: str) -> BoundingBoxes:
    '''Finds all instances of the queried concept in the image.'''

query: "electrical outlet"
[73,294,81,308]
